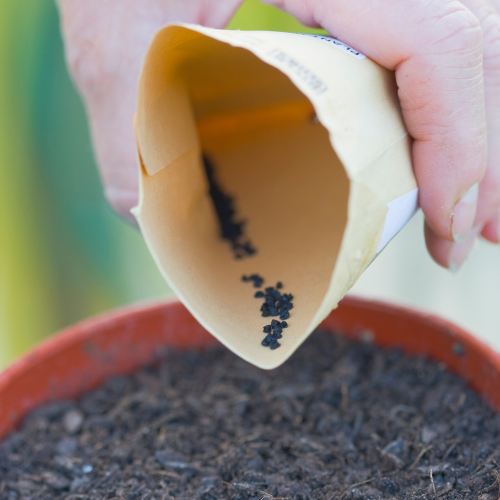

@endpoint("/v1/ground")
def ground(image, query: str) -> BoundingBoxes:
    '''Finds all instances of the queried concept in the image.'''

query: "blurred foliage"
[227,0,326,33]
[0,0,323,368]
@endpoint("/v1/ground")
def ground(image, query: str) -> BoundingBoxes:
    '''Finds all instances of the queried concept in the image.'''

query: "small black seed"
[204,157,255,259]
[242,275,250,282]
[270,341,281,350]
[262,311,271,317]
[276,282,283,289]
[271,320,279,327]
[280,311,290,320]
[269,308,279,316]
[245,244,256,255]
[263,325,272,334]
[281,321,288,328]
[272,331,282,340]
[255,291,265,298]
[261,337,271,347]
[251,276,263,288]
[273,326,282,335]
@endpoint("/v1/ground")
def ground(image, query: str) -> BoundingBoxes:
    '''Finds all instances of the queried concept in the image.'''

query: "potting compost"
[1,330,499,500]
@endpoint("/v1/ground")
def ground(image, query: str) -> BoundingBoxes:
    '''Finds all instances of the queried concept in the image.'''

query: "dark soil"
[1,330,500,500]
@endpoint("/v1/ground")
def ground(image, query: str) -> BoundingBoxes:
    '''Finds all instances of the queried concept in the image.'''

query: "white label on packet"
[377,188,419,253]
[299,34,366,59]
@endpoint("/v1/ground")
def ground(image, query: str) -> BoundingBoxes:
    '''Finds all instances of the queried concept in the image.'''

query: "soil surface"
[1,330,500,500]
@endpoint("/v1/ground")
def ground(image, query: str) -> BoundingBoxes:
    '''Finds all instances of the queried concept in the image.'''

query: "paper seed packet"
[132,24,418,369]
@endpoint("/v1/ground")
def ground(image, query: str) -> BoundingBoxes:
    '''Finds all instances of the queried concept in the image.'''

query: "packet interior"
[133,25,417,368]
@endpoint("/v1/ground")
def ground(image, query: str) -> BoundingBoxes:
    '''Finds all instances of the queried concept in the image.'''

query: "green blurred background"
[2,0,499,369]
[0,0,323,368]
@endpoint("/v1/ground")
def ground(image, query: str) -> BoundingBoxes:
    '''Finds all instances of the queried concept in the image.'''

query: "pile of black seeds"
[2,330,500,500]
[203,156,256,259]
[261,319,288,350]
[256,283,293,322]
[242,275,295,350]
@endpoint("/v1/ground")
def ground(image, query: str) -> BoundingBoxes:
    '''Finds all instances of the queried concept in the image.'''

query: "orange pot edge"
[0,296,499,442]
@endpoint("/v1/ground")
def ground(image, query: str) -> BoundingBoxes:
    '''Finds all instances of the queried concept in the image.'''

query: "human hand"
[263,0,500,270]
[59,0,500,270]
[57,0,244,224]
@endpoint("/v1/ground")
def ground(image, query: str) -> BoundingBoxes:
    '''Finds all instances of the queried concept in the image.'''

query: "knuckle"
[429,5,482,54]
[451,7,482,38]
[481,9,500,42]
[479,10,500,67]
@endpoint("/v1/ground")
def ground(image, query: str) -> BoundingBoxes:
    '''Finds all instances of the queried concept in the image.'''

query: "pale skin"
[57,0,500,270]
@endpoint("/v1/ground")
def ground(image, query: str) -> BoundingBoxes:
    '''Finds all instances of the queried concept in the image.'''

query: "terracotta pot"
[1,296,499,442]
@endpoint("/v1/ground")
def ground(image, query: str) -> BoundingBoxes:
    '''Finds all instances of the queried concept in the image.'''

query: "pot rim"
[1,295,499,442]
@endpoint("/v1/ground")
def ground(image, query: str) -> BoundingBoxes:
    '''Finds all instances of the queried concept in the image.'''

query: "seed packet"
[132,25,418,369]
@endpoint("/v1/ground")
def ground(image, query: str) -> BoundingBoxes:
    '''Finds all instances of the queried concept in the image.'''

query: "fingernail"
[452,183,479,243]
[448,225,481,272]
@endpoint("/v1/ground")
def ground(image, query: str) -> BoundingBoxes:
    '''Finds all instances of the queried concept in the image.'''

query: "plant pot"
[1,296,499,443]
